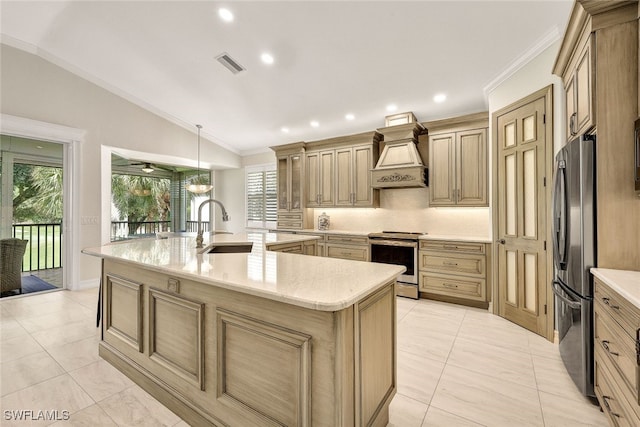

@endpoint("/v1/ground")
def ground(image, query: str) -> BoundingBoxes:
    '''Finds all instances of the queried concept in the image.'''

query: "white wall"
[1,44,241,283]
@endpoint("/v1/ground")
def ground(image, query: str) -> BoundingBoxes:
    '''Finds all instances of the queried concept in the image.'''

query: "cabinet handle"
[569,112,577,136]
[602,297,620,310]
[602,396,621,418]
[601,340,619,356]
[443,261,459,267]
[443,245,460,250]
[443,283,459,288]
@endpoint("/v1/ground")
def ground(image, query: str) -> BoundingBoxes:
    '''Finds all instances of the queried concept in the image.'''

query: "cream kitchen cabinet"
[305,149,335,208]
[266,239,318,256]
[325,233,369,262]
[335,144,379,207]
[593,276,640,427]
[273,142,312,230]
[425,112,488,207]
[418,239,490,308]
[563,31,595,140]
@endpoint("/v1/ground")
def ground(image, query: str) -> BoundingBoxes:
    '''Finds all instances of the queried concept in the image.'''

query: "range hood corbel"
[371,119,427,189]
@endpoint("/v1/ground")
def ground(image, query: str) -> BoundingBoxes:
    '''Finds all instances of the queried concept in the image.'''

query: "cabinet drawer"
[326,234,369,245]
[419,252,485,277]
[595,358,638,427]
[326,244,368,261]
[595,279,640,340]
[267,242,304,254]
[594,310,639,403]
[419,240,485,254]
[419,272,486,302]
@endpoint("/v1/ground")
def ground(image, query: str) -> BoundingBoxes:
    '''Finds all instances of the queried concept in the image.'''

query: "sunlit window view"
[110,153,212,241]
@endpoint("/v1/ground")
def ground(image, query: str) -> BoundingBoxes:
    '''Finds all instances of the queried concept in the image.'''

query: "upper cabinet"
[306,131,381,209]
[425,112,489,207]
[563,30,595,140]
[273,142,312,230]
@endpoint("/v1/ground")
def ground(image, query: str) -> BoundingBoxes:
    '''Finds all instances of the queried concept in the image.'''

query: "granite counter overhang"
[82,232,406,312]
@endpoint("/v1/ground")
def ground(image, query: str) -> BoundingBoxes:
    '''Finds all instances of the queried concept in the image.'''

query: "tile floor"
[0,289,607,426]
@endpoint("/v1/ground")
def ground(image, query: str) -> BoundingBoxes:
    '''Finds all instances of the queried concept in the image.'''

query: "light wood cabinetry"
[424,112,489,207]
[100,259,397,427]
[305,131,381,209]
[563,31,595,139]
[305,149,335,208]
[593,277,640,426]
[553,1,640,271]
[266,239,318,256]
[273,142,312,230]
[418,239,490,308]
[325,234,370,262]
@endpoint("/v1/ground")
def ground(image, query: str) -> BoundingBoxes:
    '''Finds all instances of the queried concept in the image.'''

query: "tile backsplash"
[312,188,490,237]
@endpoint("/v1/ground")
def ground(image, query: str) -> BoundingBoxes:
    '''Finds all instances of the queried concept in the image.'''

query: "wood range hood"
[371,114,427,188]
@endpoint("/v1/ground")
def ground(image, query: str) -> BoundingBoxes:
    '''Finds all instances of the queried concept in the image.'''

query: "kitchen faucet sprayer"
[196,199,229,248]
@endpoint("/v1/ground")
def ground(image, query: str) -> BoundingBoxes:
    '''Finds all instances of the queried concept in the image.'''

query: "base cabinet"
[594,278,640,426]
[100,259,395,426]
[418,240,490,308]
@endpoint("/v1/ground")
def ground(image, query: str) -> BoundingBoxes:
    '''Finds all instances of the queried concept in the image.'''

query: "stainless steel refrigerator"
[551,134,597,399]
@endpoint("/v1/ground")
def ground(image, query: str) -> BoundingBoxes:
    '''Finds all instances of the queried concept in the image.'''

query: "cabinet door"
[565,76,576,139]
[575,37,594,136]
[290,154,302,211]
[457,128,488,206]
[335,147,353,206]
[429,133,456,206]
[352,145,375,206]
[319,150,335,206]
[277,156,289,210]
[305,152,320,208]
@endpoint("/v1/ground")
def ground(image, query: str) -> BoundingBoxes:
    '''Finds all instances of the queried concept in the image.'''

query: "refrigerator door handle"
[552,159,568,270]
[552,280,582,309]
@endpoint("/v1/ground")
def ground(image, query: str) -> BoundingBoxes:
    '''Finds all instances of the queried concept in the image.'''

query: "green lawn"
[13,225,63,271]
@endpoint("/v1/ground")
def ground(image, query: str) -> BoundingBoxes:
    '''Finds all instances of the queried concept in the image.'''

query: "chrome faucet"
[196,199,229,248]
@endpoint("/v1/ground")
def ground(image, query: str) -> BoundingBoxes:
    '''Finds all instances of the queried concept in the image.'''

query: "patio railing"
[111,220,209,241]
[12,223,63,272]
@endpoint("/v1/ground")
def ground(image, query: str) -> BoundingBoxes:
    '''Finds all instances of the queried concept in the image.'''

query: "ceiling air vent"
[215,52,246,74]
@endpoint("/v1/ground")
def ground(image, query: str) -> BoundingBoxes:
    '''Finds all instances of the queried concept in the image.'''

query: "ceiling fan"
[129,162,173,174]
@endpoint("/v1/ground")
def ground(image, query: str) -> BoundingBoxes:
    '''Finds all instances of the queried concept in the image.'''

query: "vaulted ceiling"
[1,1,573,155]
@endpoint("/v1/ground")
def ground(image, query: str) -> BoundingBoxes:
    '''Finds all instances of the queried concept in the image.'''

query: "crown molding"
[483,26,562,98]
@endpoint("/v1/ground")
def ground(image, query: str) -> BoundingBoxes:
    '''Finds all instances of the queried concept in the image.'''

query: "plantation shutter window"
[246,166,277,229]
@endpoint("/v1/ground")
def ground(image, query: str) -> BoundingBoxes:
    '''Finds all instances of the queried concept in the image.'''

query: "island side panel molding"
[148,288,205,391]
[216,308,311,426]
[355,283,396,427]
[105,274,143,352]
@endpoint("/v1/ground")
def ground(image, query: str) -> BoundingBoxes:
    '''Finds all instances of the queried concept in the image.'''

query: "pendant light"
[185,124,213,194]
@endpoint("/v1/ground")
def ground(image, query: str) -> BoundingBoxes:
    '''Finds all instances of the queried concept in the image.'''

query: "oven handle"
[369,239,418,248]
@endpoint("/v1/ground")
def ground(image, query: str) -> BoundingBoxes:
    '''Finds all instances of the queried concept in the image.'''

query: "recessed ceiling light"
[261,53,274,65]
[218,8,234,22]
[386,104,397,112]
[345,113,355,121]
[36,145,43,149]
[310,121,319,128]
[433,93,447,103]
[281,127,290,133]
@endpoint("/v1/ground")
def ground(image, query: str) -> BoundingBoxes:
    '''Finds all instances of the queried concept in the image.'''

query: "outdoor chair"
[0,238,28,295]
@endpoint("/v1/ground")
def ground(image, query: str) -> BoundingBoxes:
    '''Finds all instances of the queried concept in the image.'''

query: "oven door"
[369,239,417,285]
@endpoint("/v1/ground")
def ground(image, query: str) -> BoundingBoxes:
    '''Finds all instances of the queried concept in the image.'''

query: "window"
[246,165,277,229]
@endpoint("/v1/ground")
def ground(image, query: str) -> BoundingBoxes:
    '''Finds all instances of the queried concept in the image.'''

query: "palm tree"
[111,175,170,236]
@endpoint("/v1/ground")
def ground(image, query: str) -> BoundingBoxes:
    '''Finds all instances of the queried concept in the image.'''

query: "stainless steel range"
[368,231,426,299]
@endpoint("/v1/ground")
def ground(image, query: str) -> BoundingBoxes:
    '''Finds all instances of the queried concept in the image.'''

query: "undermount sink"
[201,242,254,254]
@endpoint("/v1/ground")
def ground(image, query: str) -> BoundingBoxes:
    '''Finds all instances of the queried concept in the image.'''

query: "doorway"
[1,136,64,296]
[492,86,554,341]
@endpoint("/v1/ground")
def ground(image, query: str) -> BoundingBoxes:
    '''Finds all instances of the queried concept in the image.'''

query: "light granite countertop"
[591,268,640,309]
[82,232,405,312]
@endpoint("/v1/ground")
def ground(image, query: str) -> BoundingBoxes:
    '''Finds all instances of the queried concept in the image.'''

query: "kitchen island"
[82,232,404,426]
